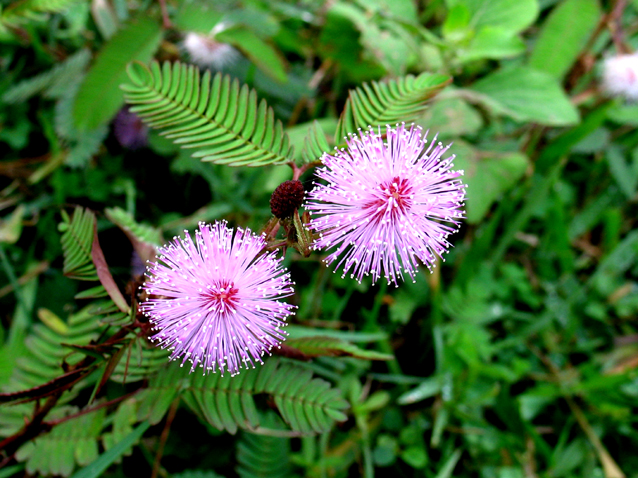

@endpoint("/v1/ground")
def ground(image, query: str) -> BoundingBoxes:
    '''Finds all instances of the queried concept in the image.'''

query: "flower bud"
[270,180,305,219]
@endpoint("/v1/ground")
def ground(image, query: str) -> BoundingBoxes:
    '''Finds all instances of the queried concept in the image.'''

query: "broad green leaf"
[459,27,526,63]
[529,0,600,80]
[607,102,638,126]
[365,0,418,21]
[447,0,539,33]
[73,17,162,131]
[419,97,483,138]
[216,26,287,83]
[452,141,530,223]
[172,2,224,34]
[470,66,579,125]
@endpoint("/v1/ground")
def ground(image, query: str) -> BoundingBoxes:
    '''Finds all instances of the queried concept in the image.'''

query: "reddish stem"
[151,398,179,478]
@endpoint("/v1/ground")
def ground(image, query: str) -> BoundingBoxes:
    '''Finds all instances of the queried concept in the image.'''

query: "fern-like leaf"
[65,124,108,168]
[105,207,161,263]
[237,430,292,478]
[110,340,170,384]
[181,358,349,435]
[136,362,183,425]
[299,120,331,165]
[59,206,97,281]
[122,61,294,167]
[334,73,451,141]
[2,49,91,104]
[1,306,105,395]
[15,406,105,477]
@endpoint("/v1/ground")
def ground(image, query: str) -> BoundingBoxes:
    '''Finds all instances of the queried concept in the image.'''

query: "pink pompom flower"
[140,221,296,376]
[601,52,638,101]
[305,124,466,285]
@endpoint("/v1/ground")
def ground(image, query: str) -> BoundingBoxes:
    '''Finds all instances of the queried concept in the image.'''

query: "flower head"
[114,107,148,150]
[305,124,466,285]
[601,52,638,101]
[182,32,238,70]
[140,221,296,376]
[270,180,305,219]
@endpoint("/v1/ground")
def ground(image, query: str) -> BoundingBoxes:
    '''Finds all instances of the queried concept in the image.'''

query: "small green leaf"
[286,336,394,361]
[0,205,25,244]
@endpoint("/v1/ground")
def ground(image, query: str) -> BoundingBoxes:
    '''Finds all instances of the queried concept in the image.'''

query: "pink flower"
[141,221,295,376]
[182,32,238,70]
[602,53,638,101]
[305,124,466,285]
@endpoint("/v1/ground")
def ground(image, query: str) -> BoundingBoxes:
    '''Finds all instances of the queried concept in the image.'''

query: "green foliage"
[173,471,226,478]
[2,49,91,104]
[0,304,104,397]
[216,27,287,83]
[298,120,331,165]
[2,0,638,477]
[470,66,580,126]
[110,341,170,384]
[73,17,163,131]
[122,61,294,167]
[529,0,601,80]
[58,207,97,281]
[334,73,450,141]
[15,406,105,477]
[286,336,394,361]
[236,431,292,478]
[0,0,82,38]
[104,207,162,248]
[453,142,530,223]
[181,358,349,435]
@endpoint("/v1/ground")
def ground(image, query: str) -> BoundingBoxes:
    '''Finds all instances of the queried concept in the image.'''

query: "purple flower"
[305,124,466,285]
[140,221,296,376]
[113,107,148,150]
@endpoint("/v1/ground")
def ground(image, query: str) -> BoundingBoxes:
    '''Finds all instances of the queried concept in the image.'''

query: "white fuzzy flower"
[602,53,638,101]
[182,32,238,70]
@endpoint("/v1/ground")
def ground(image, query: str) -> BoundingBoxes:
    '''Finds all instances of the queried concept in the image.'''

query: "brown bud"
[269,180,305,219]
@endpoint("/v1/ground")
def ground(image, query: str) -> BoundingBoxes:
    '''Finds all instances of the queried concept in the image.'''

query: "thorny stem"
[0,392,62,459]
[44,390,142,427]
[609,0,628,53]
[158,0,172,29]
[0,326,136,459]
